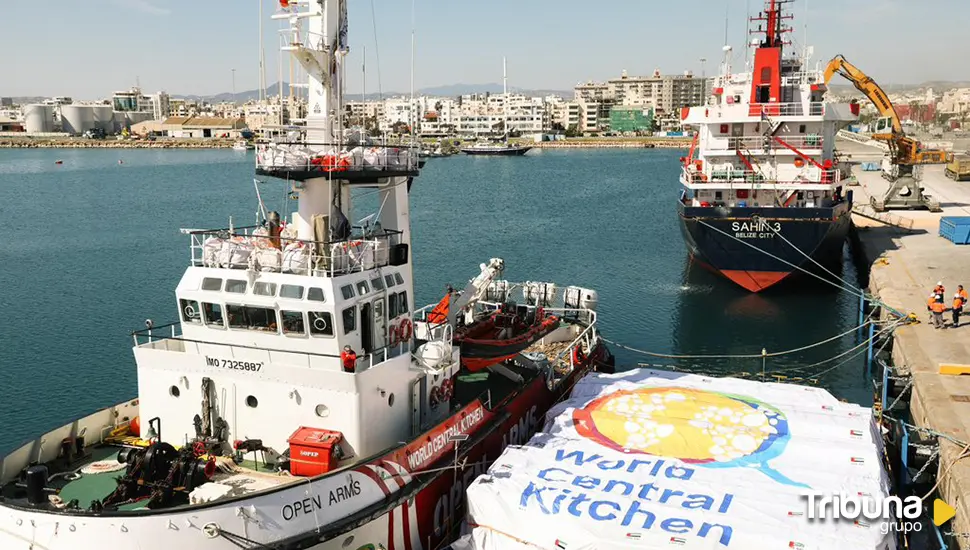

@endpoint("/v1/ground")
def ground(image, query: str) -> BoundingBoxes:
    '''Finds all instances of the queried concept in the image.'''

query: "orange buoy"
[129,416,141,437]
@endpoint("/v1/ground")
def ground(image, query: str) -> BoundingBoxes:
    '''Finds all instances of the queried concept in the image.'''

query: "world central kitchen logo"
[801,492,955,534]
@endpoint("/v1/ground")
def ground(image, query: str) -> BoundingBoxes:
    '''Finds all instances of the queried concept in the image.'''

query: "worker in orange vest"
[341,345,358,373]
[934,281,945,295]
[954,286,967,328]
[931,297,947,329]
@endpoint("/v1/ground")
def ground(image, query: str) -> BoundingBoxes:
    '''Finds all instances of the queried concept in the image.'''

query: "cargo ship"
[678,0,860,292]
[0,2,613,549]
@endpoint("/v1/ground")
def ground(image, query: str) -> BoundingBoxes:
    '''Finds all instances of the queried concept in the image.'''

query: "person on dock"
[954,285,967,328]
[934,281,945,296]
[931,296,947,329]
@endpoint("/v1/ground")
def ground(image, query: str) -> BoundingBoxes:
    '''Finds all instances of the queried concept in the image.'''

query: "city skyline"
[2,0,967,99]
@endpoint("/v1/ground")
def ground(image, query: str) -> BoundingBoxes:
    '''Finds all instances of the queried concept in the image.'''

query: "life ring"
[184,305,196,319]
[398,318,413,341]
[312,315,328,332]
[536,307,545,322]
[439,378,453,401]
[572,345,587,365]
[389,323,400,346]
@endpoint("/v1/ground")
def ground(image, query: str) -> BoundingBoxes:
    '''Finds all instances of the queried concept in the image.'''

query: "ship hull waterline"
[0,345,611,550]
[678,202,852,292]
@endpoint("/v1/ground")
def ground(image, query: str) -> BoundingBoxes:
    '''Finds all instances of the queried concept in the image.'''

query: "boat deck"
[1,441,300,512]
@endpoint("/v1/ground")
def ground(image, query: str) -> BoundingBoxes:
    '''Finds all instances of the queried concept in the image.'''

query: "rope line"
[762,214,861,294]
[601,316,875,360]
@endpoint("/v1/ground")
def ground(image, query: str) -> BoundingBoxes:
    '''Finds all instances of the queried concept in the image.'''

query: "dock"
[847,147,970,546]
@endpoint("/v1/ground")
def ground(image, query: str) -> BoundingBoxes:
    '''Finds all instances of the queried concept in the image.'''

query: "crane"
[823,55,945,212]
[426,258,506,328]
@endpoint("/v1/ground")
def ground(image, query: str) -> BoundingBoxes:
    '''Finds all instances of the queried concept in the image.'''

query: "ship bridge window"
[307,287,326,302]
[309,312,334,337]
[202,278,222,291]
[384,274,396,288]
[180,299,201,324]
[799,124,807,133]
[340,285,355,300]
[342,307,357,334]
[227,304,278,332]
[394,273,404,285]
[356,281,370,295]
[281,284,305,299]
[225,280,247,294]
[390,291,409,318]
[254,282,277,297]
[281,311,305,335]
[203,303,225,328]
[370,276,385,291]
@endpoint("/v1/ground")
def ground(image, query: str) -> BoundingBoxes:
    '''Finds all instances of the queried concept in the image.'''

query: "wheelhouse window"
[307,287,326,302]
[281,284,305,299]
[203,303,225,327]
[309,311,334,337]
[253,282,277,297]
[201,278,223,291]
[384,274,396,288]
[342,307,356,334]
[226,305,278,332]
[340,285,355,300]
[356,281,370,296]
[389,291,409,319]
[281,311,306,335]
[397,291,409,314]
[180,299,201,324]
[225,280,247,294]
[394,273,404,285]
[370,276,385,291]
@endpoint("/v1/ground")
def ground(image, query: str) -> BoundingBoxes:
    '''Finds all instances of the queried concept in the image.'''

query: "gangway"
[851,205,917,231]
[837,129,890,152]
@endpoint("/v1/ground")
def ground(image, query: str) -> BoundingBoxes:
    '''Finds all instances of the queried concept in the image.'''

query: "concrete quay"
[847,157,970,545]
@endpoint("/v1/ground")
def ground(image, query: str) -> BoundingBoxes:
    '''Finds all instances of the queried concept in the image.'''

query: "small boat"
[54,160,63,165]
[460,142,532,156]
[232,140,253,151]
[455,306,560,371]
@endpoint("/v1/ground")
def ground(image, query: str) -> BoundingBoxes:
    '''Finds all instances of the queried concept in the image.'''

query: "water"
[0,147,871,454]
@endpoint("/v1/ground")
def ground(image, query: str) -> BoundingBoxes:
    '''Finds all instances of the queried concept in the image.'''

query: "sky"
[1,0,967,100]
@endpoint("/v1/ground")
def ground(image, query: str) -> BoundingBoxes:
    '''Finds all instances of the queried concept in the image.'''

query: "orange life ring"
[572,345,586,365]
[398,318,413,341]
[389,323,400,346]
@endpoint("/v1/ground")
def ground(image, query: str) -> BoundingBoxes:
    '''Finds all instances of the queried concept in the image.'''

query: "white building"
[938,88,970,115]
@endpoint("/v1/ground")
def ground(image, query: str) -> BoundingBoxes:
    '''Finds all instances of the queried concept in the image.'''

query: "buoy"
[129,416,141,437]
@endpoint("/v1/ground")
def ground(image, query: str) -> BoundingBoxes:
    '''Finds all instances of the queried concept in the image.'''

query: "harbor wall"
[849,161,970,549]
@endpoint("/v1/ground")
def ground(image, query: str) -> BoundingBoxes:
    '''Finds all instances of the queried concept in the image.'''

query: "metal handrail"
[681,166,843,185]
[721,135,824,149]
[132,320,412,373]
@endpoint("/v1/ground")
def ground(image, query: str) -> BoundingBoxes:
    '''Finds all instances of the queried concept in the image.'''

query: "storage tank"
[125,111,153,126]
[23,104,54,133]
[92,105,114,134]
[60,105,96,135]
[113,111,126,133]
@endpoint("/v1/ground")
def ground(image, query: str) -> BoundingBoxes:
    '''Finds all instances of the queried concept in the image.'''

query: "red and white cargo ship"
[0,2,613,549]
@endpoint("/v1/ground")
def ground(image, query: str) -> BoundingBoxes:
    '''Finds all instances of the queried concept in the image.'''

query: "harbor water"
[0,147,869,454]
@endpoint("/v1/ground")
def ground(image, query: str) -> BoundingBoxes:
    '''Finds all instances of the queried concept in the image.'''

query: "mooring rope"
[601,316,875,361]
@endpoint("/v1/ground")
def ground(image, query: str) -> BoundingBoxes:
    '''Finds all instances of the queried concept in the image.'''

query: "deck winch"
[96,441,216,511]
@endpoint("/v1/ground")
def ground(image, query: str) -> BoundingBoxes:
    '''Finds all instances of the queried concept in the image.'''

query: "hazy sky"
[2,0,966,99]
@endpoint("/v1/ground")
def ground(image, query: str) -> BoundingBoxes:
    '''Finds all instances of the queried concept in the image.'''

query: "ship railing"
[719,135,824,150]
[131,321,411,374]
[780,71,824,87]
[746,102,825,117]
[681,166,843,185]
[255,141,420,174]
[186,226,405,277]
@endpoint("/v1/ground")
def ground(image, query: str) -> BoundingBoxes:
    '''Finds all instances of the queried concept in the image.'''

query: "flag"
[280,0,290,7]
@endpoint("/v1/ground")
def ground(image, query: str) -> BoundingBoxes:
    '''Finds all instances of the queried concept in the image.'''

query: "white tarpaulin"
[465,369,895,550]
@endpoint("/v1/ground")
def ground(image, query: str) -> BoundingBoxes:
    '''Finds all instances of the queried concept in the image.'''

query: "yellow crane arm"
[823,54,901,134]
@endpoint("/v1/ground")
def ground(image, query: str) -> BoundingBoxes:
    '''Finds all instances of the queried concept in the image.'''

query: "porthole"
[342,535,355,548]
[388,393,395,407]
[315,404,329,417]
[246,395,258,408]
[170,386,180,398]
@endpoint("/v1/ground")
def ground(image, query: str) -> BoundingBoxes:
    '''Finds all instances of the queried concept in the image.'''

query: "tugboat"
[0,2,612,549]
[677,0,860,292]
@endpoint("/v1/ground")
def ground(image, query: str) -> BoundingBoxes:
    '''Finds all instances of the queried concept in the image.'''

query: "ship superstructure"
[678,0,860,292]
[0,2,612,549]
